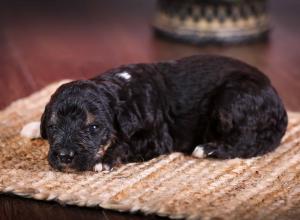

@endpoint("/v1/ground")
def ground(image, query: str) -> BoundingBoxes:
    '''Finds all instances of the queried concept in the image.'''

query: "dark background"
[0,0,300,219]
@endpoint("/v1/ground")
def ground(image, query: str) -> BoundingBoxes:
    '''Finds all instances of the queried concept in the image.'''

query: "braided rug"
[0,81,299,220]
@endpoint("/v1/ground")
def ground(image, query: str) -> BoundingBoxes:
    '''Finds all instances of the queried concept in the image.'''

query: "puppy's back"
[156,55,270,114]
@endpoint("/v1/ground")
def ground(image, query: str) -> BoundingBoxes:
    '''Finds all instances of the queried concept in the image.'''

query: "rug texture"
[0,81,299,220]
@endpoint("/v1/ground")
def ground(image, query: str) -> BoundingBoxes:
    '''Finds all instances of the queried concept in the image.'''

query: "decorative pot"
[153,0,270,44]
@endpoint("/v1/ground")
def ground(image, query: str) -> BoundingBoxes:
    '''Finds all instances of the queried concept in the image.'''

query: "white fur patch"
[20,121,41,139]
[117,71,131,80]
[102,164,112,171]
[192,145,206,158]
[93,163,112,172]
[94,163,103,172]
[207,151,215,156]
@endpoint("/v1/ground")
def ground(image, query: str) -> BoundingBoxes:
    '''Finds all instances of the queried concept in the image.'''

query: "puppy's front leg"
[100,142,133,171]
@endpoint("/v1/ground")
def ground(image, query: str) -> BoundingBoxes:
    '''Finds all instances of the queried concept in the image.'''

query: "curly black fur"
[41,55,288,171]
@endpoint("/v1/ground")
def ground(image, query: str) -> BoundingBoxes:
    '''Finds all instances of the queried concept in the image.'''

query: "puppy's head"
[41,80,115,171]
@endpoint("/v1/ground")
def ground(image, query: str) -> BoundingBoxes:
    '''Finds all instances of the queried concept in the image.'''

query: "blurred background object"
[154,0,270,44]
[1,0,300,111]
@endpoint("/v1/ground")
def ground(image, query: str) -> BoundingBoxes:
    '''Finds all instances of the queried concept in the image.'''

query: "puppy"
[40,55,288,172]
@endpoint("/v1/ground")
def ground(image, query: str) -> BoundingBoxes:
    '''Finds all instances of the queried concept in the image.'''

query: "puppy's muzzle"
[57,149,75,164]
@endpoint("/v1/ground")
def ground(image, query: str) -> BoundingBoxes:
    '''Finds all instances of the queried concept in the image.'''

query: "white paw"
[93,163,113,172]
[192,145,206,158]
[102,164,112,171]
[93,163,103,172]
[20,121,41,139]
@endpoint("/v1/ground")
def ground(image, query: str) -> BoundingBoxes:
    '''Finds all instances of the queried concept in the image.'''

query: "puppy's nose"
[58,149,75,164]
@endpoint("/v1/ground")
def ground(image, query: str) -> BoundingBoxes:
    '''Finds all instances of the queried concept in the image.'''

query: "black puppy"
[40,55,288,172]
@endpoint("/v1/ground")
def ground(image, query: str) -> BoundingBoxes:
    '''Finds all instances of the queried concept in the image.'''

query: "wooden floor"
[0,0,300,219]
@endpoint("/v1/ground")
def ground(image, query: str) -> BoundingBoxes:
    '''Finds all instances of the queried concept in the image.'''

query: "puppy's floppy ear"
[40,103,50,139]
[115,101,143,139]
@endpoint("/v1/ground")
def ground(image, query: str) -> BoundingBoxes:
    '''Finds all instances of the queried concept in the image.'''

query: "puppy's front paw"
[93,163,113,172]
[20,121,41,139]
[93,163,103,172]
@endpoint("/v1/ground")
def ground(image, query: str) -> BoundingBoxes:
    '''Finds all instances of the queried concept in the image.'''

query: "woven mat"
[0,81,300,220]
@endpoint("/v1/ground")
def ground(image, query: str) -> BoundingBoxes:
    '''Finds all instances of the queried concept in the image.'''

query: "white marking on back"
[117,71,131,80]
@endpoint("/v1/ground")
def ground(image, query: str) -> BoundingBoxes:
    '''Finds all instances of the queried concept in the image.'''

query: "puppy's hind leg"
[192,143,238,159]
[198,80,287,159]
[193,142,240,159]
[192,145,206,158]
[192,145,216,158]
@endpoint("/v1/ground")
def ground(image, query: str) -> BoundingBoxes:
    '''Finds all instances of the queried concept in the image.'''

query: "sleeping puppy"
[39,55,288,172]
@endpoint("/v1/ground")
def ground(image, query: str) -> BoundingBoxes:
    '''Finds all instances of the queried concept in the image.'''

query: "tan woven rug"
[0,81,300,220]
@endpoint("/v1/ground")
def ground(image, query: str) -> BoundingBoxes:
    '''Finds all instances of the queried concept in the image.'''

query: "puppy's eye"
[91,125,98,130]
[87,124,99,133]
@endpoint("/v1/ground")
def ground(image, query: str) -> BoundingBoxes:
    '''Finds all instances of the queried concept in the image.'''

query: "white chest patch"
[116,71,131,80]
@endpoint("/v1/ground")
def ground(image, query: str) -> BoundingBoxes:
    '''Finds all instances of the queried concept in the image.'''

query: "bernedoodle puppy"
[38,55,287,172]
